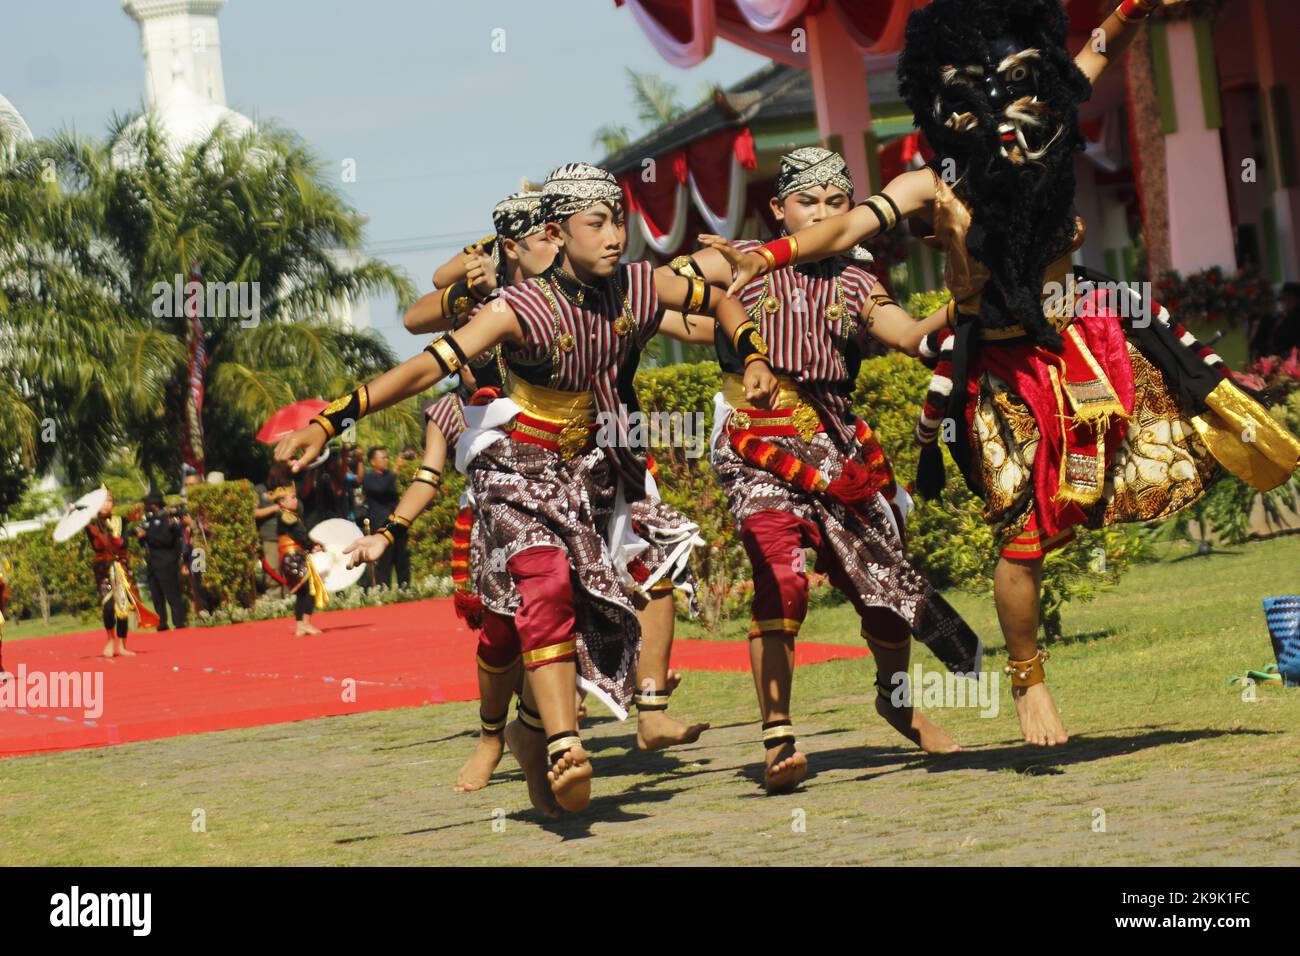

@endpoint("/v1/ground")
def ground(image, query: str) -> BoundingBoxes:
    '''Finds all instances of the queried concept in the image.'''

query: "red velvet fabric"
[507,546,577,669]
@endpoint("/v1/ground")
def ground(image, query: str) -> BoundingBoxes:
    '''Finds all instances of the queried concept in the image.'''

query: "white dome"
[0,93,34,144]
[111,83,254,167]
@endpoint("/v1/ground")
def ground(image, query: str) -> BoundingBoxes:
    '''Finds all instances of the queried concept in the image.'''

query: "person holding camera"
[136,490,188,631]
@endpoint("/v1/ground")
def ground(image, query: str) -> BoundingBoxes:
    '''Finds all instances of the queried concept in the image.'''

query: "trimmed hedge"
[185,480,261,609]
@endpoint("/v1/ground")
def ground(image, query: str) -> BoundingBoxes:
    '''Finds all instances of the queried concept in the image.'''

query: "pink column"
[804,6,876,195]
[1162,19,1238,273]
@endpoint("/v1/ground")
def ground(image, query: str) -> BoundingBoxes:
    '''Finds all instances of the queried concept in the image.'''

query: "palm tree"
[1,116,418,490]
[591,69,695,154]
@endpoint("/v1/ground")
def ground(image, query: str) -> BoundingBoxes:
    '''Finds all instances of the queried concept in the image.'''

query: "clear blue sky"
[0,0,768,356]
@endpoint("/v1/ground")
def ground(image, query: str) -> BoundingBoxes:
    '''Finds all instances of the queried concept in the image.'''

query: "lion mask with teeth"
[898,0,1092,348]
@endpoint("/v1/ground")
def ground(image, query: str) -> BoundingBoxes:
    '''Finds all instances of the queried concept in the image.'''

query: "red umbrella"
[256,399,328,444]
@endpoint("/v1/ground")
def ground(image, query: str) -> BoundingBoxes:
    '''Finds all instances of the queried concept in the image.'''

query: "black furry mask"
[899,0,1092,348]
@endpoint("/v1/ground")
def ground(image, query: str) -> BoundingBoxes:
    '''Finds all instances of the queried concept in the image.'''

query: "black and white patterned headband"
[492,190,544,241]
[540,162,624,223]
[774,147,872,264]
[775,146,854,200]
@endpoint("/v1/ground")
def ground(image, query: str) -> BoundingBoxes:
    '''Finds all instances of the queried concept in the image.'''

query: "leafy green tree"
[1,117,418,492]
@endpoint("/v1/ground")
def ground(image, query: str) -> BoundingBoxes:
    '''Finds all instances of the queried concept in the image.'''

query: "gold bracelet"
[731,320,757,351]
[686,276,705,312]
[743,352,769,367]
[786,234,798,262]
[310,415,335,439]
[429,336,463,375]
[757,247,777,272]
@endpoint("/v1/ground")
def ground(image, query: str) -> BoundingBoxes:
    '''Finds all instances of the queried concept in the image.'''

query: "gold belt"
[505,373,597,459]
[722,372,821,441]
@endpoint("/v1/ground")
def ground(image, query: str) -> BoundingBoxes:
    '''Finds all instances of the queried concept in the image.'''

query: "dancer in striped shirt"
[675,147,982,794]
[276,162,764,816]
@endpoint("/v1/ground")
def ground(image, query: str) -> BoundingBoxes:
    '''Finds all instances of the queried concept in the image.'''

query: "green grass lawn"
[2,536,1298,866]
[1,611,96,642]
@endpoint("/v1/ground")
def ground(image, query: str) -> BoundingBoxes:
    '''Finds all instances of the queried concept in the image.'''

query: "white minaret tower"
[122,0,228,108]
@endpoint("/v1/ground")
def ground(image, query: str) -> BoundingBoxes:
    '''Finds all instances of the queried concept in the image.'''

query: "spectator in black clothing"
[136,490,188,630]
[1250,282,1300,360]
[362,446,408,589]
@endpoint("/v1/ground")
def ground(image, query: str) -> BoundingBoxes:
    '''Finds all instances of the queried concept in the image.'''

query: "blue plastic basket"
[1262,596,1300,687]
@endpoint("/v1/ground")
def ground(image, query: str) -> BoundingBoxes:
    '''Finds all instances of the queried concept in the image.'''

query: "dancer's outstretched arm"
[1075,0,1186,87]
[701,168,937,296]
[344,417,448,568]
[865,296,953,357]
[274,304,524,471]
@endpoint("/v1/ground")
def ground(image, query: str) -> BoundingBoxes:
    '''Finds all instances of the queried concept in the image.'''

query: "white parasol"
[53,488,110,543]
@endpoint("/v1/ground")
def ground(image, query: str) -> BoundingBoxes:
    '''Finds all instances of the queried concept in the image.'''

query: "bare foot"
[874,694,961,753]
[503,720,561,819]
[102,639,116,659]
[548,743,593,812]
[116,642,136,657]
[1012,682,1068,746]
[636,710,709,751]
[454,733,504,792]
[764,741,808,795]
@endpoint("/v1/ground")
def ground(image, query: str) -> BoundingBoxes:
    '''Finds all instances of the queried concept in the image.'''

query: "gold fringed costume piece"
[1190,380,1300,493]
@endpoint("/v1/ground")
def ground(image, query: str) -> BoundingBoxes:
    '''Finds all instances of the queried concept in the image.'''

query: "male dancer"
[276,163,767,814]
[673,147,982,793]
[710,0,1300,747]
[85,490,158,657]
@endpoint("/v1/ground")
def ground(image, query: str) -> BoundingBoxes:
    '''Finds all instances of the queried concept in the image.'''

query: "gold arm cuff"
[669,254,698,279]
[413,467,442,486]
[429,336,463,375]
[390,513,413,528]
[865,194,899,232]
[787,234,798,261]
[730,319,757,351]
[757,247,777,271]
[687,276,705,312]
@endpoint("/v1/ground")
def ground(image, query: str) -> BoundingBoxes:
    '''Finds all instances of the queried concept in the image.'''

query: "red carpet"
[0,598,869,758]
